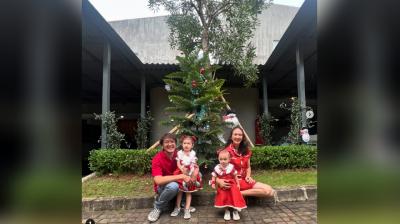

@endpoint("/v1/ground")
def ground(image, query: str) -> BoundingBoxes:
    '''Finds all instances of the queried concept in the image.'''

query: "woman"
[216,126,275,197]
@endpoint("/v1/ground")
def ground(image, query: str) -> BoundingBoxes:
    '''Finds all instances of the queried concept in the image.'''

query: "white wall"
[150,87,259,144]
[150,87,174,143]
[223,88,259,142]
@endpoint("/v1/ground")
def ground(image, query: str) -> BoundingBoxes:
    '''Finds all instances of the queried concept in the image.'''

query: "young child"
[210,149,246,221]
[171,135,202,219]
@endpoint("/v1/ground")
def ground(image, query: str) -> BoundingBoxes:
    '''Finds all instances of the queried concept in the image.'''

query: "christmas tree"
[162,53,226,161]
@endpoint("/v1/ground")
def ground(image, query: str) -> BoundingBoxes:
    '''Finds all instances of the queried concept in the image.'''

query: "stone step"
[82,186,316,211]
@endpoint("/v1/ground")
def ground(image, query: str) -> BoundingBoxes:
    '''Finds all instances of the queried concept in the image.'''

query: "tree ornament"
[200,67,205,75]
[300,128,310,143]
[191,88,199,95]
[191,80,197,88]
[223,111,239,128]
[165,84,171,92]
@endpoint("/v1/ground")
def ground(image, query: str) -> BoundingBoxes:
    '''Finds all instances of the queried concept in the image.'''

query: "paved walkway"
[82,200,317,224]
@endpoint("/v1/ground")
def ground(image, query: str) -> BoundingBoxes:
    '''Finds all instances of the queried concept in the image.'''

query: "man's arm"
[154,174,190,186]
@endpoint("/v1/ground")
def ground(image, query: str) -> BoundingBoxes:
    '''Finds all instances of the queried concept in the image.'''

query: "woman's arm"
[234,173,240,189]
[245,159,255,183]
[246,158,252,178]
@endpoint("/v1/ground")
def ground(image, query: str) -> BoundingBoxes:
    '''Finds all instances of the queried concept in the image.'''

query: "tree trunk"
[202,28,210,68]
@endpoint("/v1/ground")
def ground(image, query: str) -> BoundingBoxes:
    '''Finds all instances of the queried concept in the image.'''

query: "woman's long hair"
[224,126,249,156]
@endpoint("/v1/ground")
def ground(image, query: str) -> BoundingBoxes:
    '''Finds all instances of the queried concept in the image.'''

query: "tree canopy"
[148,0,272,86]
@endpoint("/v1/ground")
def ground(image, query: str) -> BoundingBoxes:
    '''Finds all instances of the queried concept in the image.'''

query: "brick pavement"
[82,200,317,224]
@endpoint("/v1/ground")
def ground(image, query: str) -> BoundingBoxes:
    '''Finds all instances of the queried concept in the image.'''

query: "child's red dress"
[173,150,203,192]
[212,163,247,210]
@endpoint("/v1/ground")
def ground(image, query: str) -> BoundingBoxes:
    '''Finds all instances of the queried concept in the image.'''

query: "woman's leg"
[185,193,192,209]
[241,182,274,197]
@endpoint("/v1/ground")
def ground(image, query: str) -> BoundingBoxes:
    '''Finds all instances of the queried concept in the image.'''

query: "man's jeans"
[154,182,179,211]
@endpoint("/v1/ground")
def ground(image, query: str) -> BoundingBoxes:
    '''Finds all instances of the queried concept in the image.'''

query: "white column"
[140,74,146,118]
[101,41,111,148]
[296,43,307,128]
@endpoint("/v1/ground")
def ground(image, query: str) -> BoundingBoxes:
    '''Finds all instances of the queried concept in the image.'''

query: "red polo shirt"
[151,149,178,192]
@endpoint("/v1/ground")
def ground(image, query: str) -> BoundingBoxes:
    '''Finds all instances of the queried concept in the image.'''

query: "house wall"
[150,87,259,144]
[109,4,299,65]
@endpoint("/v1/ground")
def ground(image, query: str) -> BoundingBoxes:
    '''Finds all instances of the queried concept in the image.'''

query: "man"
[147,133,193,222]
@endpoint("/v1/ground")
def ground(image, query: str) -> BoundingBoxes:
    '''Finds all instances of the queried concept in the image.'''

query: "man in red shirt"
[147,133,192,222]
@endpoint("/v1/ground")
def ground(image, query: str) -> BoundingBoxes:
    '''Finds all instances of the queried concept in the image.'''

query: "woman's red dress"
[212,163,247,210]
[226,144,256,190]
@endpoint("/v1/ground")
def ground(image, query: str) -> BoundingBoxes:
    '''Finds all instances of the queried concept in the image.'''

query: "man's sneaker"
[224,209,231,221]
[183,209,191,219]
[232,210,240,220]
[170,207,181,217]
[147,207,162,222]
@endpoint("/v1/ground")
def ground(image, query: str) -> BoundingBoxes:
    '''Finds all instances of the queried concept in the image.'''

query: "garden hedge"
[88,145,317,175]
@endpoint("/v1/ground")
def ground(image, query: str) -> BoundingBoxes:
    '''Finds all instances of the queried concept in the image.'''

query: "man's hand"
[211,183,216,189]
[181,174,191,182]
[182,167,189,175]
[216,178,231,189]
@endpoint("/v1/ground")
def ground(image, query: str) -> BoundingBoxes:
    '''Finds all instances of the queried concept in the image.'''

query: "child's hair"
[217,149,230,158]
[179,135,197,144]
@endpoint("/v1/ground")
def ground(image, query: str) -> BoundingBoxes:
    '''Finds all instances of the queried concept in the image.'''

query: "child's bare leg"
[185,193,192,209]
[175,191,183,208]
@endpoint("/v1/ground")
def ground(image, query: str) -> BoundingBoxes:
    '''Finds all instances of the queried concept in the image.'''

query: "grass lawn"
[82,169,317,198]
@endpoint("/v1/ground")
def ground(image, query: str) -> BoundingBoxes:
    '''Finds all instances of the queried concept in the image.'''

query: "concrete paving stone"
[82,200,316,223]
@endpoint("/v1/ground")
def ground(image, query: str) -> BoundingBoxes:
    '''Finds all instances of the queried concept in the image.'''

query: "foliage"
[88,145,317,174]
[94,111,125,149]
[148,0,272,86]
[163,53,226,159]
[280,97,302,144]
[257,112,275,145]
[88,149,156,175]
[251,145,317,170]
[135,111,154,148]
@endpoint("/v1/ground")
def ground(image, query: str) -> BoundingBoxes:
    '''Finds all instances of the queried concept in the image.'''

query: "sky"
[89,0,305,21]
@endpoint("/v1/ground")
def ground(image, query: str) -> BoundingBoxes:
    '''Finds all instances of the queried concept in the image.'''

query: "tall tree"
[148,0,271,86]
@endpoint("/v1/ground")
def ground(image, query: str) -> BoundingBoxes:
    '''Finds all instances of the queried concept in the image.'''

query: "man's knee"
[165,182,179,192]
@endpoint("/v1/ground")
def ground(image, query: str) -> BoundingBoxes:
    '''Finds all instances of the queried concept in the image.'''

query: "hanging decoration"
[165,84,171,92]
[196,105,206,121]
[223,111,239,128]
[300,128,310,143]
[191,80,199,95]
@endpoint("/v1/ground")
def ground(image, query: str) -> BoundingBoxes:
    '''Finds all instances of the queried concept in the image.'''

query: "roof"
[108,4,299,65]
[261,0,317,98]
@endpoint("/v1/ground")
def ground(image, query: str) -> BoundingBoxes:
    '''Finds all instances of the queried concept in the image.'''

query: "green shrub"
[251,145,317,170]
[88,145,317,174]
[88,149,156,175]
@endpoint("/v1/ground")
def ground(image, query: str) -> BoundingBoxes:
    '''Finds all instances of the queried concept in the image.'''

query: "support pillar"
[101,41,111,148]
[296,43,307,128]
[140,74,146,118]
[262,75,269,116]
